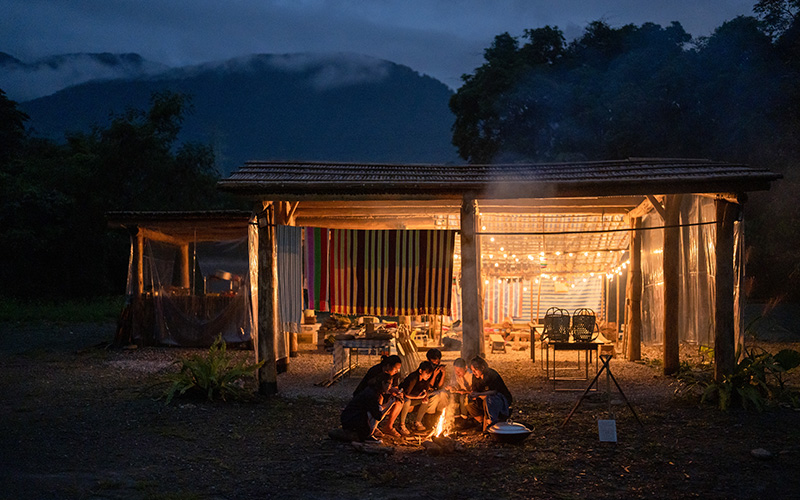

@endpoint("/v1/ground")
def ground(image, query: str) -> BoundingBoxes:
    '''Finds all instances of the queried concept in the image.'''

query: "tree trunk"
[663,194,683,375]
[256,202,279,396]
[714,199,738,382]
[626,217,642,361]
[460,195,484,362]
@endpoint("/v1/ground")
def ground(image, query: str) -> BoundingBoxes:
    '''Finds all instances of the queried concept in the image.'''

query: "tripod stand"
[561,354,643,428]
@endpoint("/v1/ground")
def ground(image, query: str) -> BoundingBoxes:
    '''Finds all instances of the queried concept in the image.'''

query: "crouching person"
[340,372,393,443]
[398,361,434,434]
[467,356,513,430]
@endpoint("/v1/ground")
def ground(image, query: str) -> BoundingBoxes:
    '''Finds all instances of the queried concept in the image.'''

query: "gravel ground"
[2,321,799,500]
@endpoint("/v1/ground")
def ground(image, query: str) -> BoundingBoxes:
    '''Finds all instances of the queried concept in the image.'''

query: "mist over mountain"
[14,52,459,173]
[0,52,168,101]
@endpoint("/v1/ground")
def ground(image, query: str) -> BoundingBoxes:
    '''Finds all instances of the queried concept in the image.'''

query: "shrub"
[701,346,800,411]
[163,335,264,403]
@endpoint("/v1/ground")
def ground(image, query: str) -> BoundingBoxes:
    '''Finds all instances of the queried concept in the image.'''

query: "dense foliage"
[0,91,241,298]
[450,3,800,301]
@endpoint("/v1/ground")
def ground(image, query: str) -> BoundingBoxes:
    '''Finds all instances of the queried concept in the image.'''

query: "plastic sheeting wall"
[127,234,252,347]
[640,195,743,347]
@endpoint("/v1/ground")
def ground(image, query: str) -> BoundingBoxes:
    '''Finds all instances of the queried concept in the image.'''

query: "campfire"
[421,409,460,455]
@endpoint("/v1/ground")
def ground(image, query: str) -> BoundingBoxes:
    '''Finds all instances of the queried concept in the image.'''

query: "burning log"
[421,440,443,456]
[432,435,456,454]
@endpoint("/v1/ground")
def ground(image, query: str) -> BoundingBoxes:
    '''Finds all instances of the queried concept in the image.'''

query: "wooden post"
[663,194,683,375]
[715,199,739,381]
[460,195,484,362]
[626,217,642,361]
[256,202,279,396]
[133,227,144,297]
[179,243,190,289]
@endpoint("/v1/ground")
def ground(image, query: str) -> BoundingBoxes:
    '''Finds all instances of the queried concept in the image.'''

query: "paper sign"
[598,419,617,442]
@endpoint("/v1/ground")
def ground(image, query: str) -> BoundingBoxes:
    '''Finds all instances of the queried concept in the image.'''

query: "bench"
[489,334,506,353]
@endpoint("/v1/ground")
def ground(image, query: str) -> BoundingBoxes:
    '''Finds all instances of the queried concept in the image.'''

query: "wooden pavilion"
[217,158,780,395]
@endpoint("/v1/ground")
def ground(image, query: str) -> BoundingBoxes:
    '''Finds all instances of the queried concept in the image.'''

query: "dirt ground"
[1,321,800,500]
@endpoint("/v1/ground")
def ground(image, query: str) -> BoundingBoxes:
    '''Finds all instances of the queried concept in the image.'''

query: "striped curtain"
[327,229,455,316]
[304,227,330,311]
[483,278,525,324]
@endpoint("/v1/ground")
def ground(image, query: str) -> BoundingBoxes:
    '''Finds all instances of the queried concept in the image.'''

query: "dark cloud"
[2,0,755,89]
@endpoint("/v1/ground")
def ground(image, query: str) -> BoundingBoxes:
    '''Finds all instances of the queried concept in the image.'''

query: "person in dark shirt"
[398,361,434,435]
[467,356,513,429]
[353,355,404,437]
[341,372,393,442]
[415,348,449,430]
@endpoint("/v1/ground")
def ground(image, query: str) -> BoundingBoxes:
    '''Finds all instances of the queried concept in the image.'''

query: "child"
[416,348,449,429]
[467,356,513,429]
[398,360,434,434]
[340,372,393,442]
[446,357,473,420]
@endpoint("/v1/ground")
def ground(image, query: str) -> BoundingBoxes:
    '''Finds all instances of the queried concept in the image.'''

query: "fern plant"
[163,335,265,404]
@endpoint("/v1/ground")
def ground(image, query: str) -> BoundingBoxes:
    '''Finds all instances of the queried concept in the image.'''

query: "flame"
[433,408,447,437]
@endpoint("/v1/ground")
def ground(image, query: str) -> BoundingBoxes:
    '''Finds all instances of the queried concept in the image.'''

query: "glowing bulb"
[527,255,533,260]
[569,253,574,257]
[584,252,589,257]
[490,237,495,242]
[540,251,545,256]
[494,263,499,267]
[482,226,486,231]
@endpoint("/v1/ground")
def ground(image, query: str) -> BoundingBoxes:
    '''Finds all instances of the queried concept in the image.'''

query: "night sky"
[4,0,755,88]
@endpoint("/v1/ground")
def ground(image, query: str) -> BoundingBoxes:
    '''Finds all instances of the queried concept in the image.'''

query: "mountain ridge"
[14,52,460,174]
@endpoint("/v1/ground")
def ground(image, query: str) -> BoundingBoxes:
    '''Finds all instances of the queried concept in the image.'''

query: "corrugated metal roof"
[217,158,780,199]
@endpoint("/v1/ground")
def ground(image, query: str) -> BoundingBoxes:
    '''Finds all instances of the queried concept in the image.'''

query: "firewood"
[352,441,394,455]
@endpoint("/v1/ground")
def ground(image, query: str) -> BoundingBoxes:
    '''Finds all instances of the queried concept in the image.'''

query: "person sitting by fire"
[467,356,513,430]
[416,348,449,428]
[397,360,435,435]
[445,357,473,422]
[353,354,404,437]
[340,372,393,443]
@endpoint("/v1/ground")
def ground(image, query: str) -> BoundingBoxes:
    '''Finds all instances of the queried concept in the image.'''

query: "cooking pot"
[487,421,532,444]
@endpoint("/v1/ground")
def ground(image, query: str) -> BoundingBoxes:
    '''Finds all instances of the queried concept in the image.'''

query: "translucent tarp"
[120,233,253,347]
[640,195,743,347]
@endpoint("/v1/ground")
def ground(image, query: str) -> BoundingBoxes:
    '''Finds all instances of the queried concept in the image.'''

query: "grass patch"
[0,296,124,323]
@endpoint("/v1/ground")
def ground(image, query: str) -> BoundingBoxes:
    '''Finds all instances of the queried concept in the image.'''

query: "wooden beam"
[715,199,739,381]
[460,195,484,362]
[256,201,279,396]
[140,228,185,246]
[646,194,667,220]
[625,217,642,361]
[662,194,682,375]
[294,216,450,230]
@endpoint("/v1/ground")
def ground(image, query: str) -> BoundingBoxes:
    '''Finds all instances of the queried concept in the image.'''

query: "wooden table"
[543,340,601,391]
